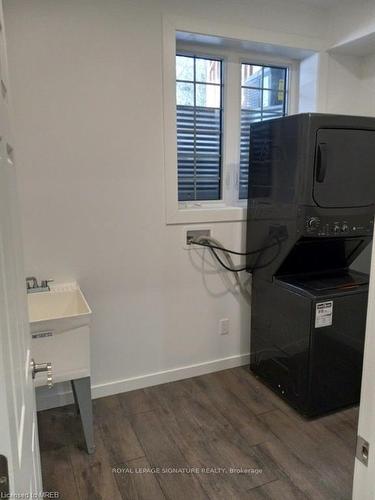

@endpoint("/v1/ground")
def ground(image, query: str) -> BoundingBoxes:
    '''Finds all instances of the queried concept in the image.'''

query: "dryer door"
[313,128,375,208]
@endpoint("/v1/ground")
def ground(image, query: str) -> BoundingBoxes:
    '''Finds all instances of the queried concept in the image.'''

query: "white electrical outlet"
[182,226,213,250]
[186,228,211,245]
[219,318,230,335]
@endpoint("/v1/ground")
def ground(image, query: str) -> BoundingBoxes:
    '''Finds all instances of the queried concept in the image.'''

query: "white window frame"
[163,16,302,225]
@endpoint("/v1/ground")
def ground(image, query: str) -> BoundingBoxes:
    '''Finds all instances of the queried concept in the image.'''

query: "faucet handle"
[41,279,54,290]
[26,276,38,289]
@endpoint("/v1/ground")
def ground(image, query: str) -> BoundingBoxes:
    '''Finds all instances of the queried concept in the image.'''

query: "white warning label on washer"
[315,301,333,328]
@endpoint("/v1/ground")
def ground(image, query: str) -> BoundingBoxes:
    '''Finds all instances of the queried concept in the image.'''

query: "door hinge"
[0,455,9,495]
[356,435,370,466]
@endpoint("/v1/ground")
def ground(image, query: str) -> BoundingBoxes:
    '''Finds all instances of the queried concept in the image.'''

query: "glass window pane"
[240,63,288,200]
[196,176,221,200]
[176,82,194,106]
[176,55,194,81]
[262,67,286,90]
[177,132,194,154]
[262,90,285,113]
[196,84,221,108]
[241,88,262,111]
[195,108,221,130]
[241,64,262,86]
[196,155,221,175]
[178,177,195,201]
[176,55,223,202]
[196,58,221,83]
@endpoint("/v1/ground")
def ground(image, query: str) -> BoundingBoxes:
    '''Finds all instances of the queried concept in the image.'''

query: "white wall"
[329,0,375,48]
[0,0,340,408]
[299,54,321,112]
[323,52,375,116]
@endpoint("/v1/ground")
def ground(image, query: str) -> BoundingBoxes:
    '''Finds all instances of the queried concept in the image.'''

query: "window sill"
[166,205,247,225]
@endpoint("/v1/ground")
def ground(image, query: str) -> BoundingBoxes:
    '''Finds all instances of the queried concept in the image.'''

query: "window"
[176,55,223,201]
[239,64,288,199]
[163,20,298,224]
[175,56,289,204]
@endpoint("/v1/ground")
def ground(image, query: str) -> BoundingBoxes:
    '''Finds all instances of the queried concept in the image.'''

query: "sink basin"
[28,282,92,333]
[28,282,92,387]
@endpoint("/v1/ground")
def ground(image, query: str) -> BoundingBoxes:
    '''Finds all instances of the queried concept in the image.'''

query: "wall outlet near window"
[186,228,211,245]
[219,318,230,335]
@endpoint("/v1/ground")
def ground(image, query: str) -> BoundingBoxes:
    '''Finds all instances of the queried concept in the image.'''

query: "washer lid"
[284,270,369,292]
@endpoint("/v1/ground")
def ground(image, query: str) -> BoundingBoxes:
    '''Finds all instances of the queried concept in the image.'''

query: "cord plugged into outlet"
[186,229,211,245]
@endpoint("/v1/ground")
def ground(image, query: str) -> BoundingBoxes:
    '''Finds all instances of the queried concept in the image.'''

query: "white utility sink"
[28,282,92,386]
[28,282,91,334]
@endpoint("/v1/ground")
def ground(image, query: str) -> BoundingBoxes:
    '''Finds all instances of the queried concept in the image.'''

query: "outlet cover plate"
[186,229,211,245]
[219,318,230,335]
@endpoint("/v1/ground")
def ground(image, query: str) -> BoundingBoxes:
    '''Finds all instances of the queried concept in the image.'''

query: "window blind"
[176,55,223,202]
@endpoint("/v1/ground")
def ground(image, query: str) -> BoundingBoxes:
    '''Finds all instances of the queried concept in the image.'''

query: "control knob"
[306,217,320,230]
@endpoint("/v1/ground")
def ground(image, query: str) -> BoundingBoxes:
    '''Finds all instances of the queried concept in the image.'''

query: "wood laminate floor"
[38,366,358,500]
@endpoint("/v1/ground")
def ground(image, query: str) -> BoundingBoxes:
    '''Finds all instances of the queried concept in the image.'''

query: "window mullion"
[221,56,241,206]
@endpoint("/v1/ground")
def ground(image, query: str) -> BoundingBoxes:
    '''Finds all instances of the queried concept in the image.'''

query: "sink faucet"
[26,277,53,293]
[26,276,38,291]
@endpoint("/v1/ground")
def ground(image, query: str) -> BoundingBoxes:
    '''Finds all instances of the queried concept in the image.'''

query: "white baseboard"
[36,352,250,411]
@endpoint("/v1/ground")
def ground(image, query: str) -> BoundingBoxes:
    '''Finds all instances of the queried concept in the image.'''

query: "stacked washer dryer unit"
[246,113,375,417]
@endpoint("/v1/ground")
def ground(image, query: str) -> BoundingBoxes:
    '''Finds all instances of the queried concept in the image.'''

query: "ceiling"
[296,0,361,7]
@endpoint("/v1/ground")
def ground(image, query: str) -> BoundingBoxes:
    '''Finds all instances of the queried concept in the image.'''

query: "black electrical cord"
[209,246,248,272]
[201,236,283,273]
[248,237,282,271]
[191,238,284,256]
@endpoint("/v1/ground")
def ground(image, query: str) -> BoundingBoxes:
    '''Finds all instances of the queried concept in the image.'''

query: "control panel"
[303,215,373,237]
